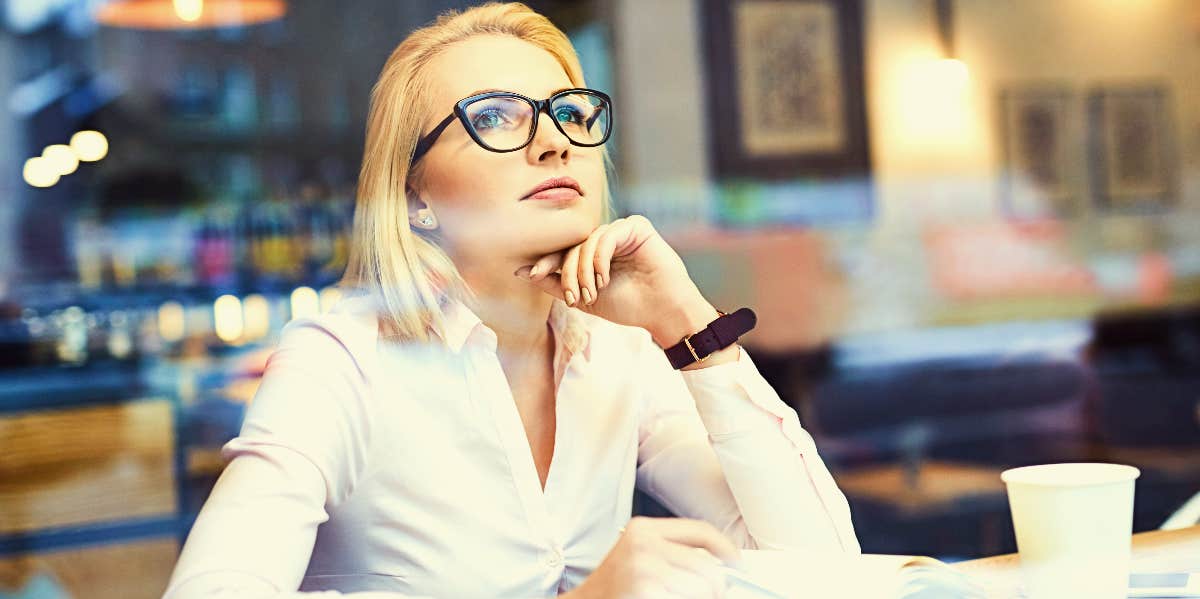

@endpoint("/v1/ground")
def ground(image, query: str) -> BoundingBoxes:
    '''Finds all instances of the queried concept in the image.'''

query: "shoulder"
[271,294,382,383]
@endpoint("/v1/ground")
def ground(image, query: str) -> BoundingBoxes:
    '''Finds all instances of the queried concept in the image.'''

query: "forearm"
[680,352,861,553]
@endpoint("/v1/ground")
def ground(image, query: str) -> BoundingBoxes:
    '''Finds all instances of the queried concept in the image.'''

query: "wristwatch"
[664,307,757,369]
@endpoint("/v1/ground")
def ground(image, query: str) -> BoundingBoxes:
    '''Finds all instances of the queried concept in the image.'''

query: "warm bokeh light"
[877,50,981,164]
[934,58,970,86]
[241,294,271,341]
[290,286,319,320]
[214,294,244,343]
[174,0,203,22]
[318,286,343,312]
[95,0,287,30]
[157,300,186,342]
[42,144,79,176]
[70,130,109,162]
[23,156,60,188]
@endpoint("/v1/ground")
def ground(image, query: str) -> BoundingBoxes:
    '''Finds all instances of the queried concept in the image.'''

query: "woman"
[162,3,859,598]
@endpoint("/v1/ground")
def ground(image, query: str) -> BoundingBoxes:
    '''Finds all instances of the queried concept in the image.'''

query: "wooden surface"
[837,461,1008,513]
[954,525,1200,596]
[955,525,1200,573]
[0,399,177,534]
[0,536,179,599]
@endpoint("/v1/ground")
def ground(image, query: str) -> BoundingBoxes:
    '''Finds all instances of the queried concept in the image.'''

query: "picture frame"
[997,86,1078,218]
[700,0,871,182]
[1087,86,1176,212]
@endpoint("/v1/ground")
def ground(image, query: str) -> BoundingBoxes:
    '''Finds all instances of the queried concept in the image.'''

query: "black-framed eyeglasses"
[410,87,613,165]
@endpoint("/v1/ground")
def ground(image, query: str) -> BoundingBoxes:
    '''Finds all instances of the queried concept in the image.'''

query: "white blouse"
[162,294,860,599]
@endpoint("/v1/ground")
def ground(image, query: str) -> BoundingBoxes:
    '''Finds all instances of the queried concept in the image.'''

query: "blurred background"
[0,0,1198,597]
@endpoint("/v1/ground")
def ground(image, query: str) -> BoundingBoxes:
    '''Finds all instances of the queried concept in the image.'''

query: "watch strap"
[664,307,757,369]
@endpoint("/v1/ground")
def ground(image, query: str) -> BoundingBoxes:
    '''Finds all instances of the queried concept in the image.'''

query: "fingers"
[515,252,567,302]
[559,245,582,306]
[528,252,564,282]
[592,224,623,290]
[595,517,737,599]
[575,224,607,305]
[642,517,742,567]
[514,216,653,308]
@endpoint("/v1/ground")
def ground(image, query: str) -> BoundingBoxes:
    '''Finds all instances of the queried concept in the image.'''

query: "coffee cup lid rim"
[1001,462,1141,487]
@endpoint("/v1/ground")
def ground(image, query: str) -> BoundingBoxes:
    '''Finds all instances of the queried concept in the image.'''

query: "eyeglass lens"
[463,92,610,152]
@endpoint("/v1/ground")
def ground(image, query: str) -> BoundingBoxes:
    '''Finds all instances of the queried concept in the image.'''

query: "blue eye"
[554,105,586,125]
[471,107,508,130]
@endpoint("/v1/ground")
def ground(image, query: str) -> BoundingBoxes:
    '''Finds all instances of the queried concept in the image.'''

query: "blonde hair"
[339,1,616,342]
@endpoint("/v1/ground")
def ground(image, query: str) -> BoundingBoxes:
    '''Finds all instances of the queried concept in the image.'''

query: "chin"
[521,211,596,255]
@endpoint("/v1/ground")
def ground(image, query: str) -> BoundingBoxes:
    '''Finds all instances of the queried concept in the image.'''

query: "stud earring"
[418,215,434,227]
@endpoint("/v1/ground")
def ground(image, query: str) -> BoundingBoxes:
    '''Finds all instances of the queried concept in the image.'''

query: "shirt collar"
[431,297,592,360]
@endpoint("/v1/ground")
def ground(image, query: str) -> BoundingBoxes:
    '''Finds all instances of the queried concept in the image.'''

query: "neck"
[454,253,555,355]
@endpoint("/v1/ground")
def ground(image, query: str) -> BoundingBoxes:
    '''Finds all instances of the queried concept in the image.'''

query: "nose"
[527,108,571,163]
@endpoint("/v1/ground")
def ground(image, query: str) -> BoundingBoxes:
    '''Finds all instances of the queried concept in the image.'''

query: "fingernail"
[514,266,532,279]
[597,273,605,288]
[565,290,576,306]
[581,287,592,304]
[529,264,540,278]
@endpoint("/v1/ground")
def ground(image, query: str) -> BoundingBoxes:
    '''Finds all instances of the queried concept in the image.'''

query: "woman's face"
[410,34,606,263]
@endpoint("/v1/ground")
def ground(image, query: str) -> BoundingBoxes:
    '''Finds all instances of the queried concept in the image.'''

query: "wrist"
[649,297,720,350]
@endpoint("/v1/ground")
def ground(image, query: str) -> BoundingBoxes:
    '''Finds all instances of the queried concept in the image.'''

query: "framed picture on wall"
[997,86,1078,218]
[1087,86,1176,212]
[700,0,871,182]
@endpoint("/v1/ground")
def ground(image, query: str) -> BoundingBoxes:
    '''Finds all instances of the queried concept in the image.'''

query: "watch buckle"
[683,334,709,363]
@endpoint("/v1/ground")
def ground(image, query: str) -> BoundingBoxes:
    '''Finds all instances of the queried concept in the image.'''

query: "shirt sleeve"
[633,328,861,554]
[162,319,430,599]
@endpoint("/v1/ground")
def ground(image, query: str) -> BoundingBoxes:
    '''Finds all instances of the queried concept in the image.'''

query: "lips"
[521,176,583,200]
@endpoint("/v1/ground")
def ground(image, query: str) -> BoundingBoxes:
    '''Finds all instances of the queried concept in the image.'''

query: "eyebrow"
[465,86,574,97]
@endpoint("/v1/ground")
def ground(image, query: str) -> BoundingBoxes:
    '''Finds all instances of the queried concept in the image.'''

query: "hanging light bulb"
[70,130,109,162]
[23,157,60,188]
[42,144,79,176]
[214,294,245,343]
[290,286,319,320]
[241,293,271,340]
[158,300,186,342]
[319,286,343,312]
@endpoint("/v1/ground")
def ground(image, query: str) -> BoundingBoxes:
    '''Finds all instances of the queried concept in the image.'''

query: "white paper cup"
[1001,463,1140,599]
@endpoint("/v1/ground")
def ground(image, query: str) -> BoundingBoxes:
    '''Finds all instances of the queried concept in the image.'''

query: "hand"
[567,516,741,599]
[514,215,720,349]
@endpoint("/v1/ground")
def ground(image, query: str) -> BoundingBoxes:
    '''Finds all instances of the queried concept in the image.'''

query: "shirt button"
[545,549,562,568]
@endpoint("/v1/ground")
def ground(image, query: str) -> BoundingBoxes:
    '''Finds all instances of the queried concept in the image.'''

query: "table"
[953,526,1200,597]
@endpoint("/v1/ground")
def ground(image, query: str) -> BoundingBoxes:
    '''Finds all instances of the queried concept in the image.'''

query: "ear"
[406,185,439,230]
[405,185,427,220]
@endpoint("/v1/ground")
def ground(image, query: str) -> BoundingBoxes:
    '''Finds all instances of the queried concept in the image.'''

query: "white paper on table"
[725,550,988,599]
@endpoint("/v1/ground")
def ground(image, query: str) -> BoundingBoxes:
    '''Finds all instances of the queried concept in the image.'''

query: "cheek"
[427,161,515,213]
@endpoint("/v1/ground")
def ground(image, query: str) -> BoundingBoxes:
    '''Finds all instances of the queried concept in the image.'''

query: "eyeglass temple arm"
[411,113,458,164]
[585,105,606,130]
